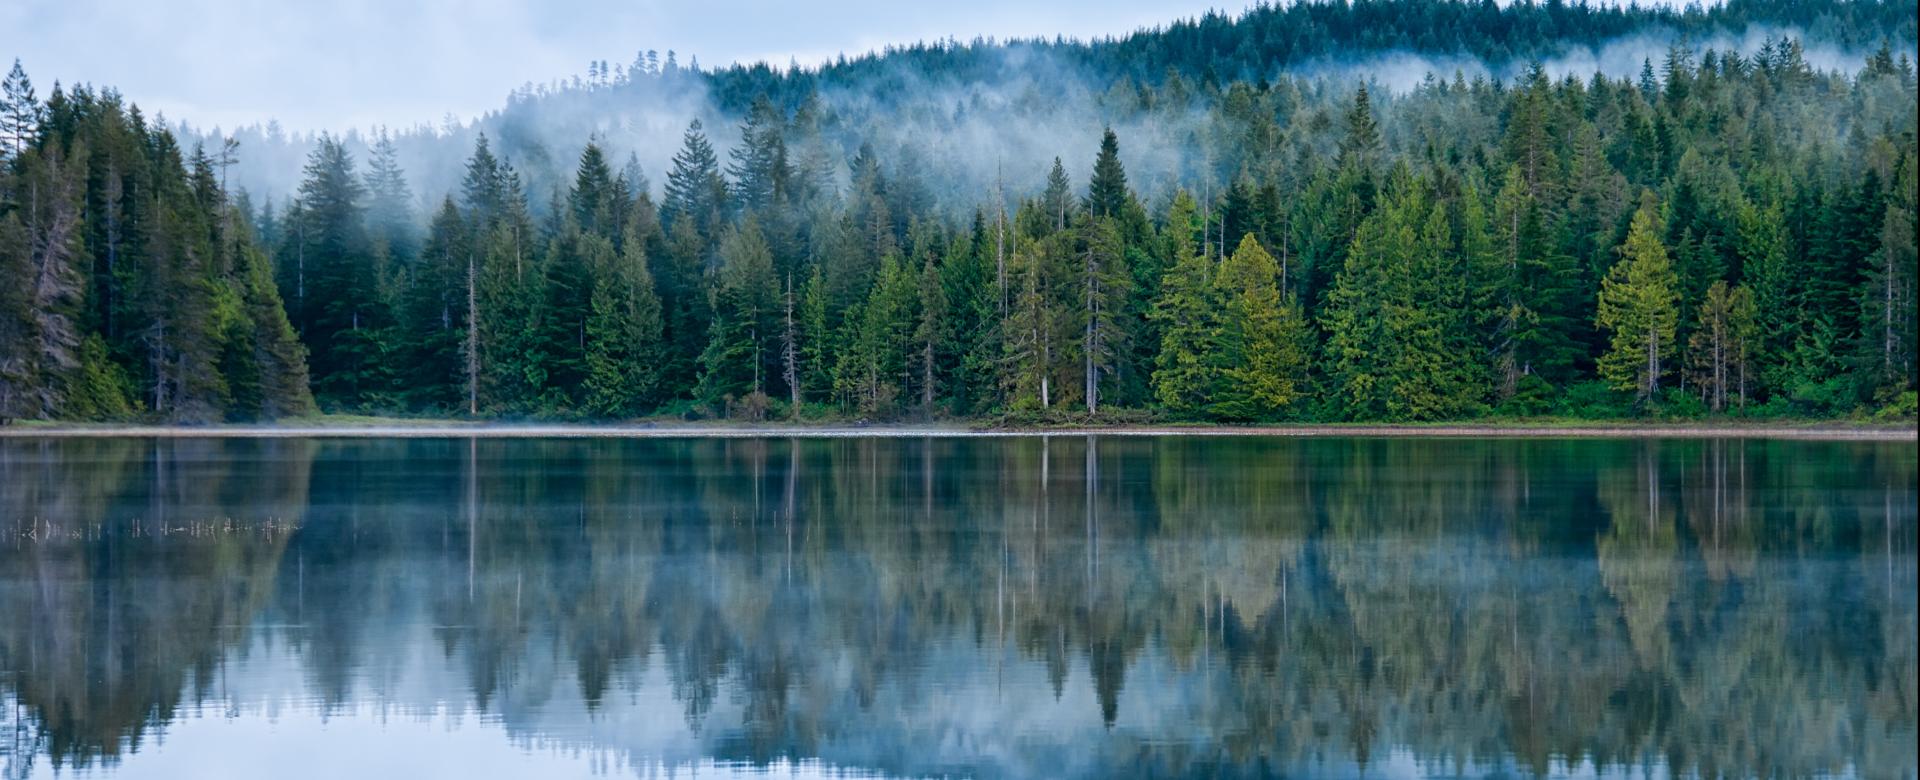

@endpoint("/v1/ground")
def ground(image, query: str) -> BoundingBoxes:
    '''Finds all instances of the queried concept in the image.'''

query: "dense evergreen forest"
[0,0,1915,423]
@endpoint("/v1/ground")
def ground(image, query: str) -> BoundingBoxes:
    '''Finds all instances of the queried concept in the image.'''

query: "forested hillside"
[1,0,1915,422]
[0,63,311,422]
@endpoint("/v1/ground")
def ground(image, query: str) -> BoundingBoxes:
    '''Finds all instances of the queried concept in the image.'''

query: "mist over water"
[0,435,1913,779]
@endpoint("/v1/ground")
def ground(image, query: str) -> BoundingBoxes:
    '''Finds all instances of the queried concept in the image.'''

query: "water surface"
[0,436,1913,778]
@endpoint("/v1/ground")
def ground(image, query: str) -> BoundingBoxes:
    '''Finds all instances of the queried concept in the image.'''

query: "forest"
[0,0,1915,423]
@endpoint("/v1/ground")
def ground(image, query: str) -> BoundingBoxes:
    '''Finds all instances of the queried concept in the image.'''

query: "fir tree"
[1210,234,1308,420]
[0,59,42,160]
[699,220,779,409]
[1323,175,1480,420]
[1597,194,1681,401]
[662,119,728,242]
[914,248,948,411]
[1149,192,1218,415]
[363,130,415,265]
[1086,128,1130,219]
[583,223,664,417]
[1687,280,1757,412]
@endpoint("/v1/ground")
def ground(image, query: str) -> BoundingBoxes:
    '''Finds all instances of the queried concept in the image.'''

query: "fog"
[176,21,1895,225]
[3,0,1219,133]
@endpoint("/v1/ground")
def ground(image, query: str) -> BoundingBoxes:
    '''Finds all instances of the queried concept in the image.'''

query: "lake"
[0,435,1912,779]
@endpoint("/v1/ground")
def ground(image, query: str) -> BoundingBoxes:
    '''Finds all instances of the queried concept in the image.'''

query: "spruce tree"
[0,59,42,160]
[727,97,789,218]
[1597,194,1681,401]
[1149,192,1218,416]
[844,254,916,416]
[1042,158,1074,232]
[1210,234,1308,420]
[1688,280,1757,412]
[1324,175,1480,420]
[797,266,831,404]
[661,119,728,242]
[699,220,779,409]
[914,248,948,411]
[583,224,663,417]
[13,147,89,417]
[1336,86,1382,170]
[1086,128,1129,219]
[569,142,620,240]
[1079,216,1130,414]
[402,198,469,410]
[0,205,29,418]
[363,130,416,266]
[1003,228,1064,411]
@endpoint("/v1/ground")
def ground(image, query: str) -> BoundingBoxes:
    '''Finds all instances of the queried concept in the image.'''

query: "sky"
[2,0,1236,134]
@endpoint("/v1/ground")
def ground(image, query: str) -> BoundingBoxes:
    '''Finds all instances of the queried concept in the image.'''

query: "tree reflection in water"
[0,435,1913,779]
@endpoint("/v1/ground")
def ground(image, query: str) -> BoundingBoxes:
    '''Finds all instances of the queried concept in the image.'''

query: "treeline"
[265,40,1917,421]
[0,62,310,422]
[202,0,1920,237]
[697,0,1918,112]
[2,37,1917,422]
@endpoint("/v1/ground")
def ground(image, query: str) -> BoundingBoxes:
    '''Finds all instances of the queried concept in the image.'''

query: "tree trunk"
[783,276,800,414]
[466,250,479,416]
[1646,329,1659,399]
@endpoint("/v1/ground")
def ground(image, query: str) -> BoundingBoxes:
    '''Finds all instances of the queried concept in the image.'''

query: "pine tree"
[1485,165,1583,394]
[1042,158,1074,232]
[727,96,789,218]
[1737,199,1797,393]
[1079,216,1130,414]
[16,145,89,417]
[662,119,728,242]
[699,220,779,410]
[402,198,468,410]
[1149,192,1217,416]
[583,223,664,417]
[232,226,314,419]
[944,212,996,414]
[363,130,415,265]
[1086,128,1129,219]
[914,248,948,411]
[838,253,916,416]
[144,139,228,420]
[474,187,541,413]
[1862,154,1917,393]
[1003,229,1065,411]
[1597,194,1681,401]
[1688,280,1757,412]
[0,202,32,418]
[781,272,801,414]
[1210,234,1308,420]
[0,59,43,160]
[569,142,621,240]
[1324,175,1480,420]
[534,227,601,413]
[797,266,831,404]
[461,134,508,222]
[290,135,392,406]
[1336,86,1382,170]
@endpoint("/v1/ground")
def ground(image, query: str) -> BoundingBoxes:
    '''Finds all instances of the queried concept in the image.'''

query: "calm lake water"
[0,435,1912,779]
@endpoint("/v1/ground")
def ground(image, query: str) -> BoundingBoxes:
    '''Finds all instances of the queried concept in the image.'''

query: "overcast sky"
[3,0,1237,133]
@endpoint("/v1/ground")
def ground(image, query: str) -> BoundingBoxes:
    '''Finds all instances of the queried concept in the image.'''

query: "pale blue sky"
[3,0,1238,133]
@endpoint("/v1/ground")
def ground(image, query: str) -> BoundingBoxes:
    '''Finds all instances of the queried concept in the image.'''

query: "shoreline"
[2,421,1912,441]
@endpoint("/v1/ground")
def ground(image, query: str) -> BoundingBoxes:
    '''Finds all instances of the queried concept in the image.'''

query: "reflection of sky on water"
[0,436,1911,779]
[0,633,1655,780]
